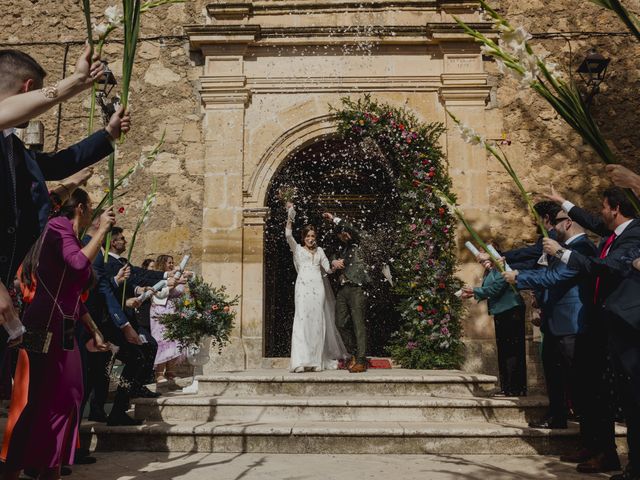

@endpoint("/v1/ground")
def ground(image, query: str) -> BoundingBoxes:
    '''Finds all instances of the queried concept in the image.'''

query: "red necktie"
[593,232,617,303]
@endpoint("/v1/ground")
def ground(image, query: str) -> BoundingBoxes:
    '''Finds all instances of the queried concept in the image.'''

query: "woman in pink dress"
[4,188,112,480]
[150,254,185,383]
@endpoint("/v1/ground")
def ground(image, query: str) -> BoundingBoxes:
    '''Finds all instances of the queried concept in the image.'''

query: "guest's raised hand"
[542,237,562,256]
[322,212,334,222]
[605,164,640,190]
[66,166,94,187]
[105,106,131,140]
[475,252,490,263]
[460,287,474,299]
[74,43,105,87]
[502,270,518,285]
[125,297,142,309]
[115,264,131,284]
[98,206,116,233]
[167,277,176,288]
[544,185,566,205]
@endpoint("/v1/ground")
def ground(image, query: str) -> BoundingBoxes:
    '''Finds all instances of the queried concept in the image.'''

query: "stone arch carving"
[245,114,338,207]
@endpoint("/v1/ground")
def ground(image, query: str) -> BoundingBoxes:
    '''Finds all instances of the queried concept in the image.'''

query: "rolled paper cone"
[464,241,480,257]
[4,315,26,341]
[138,279,168,302]
[174,254,191,279]
[109,344,120,355]
[487,244,512,271]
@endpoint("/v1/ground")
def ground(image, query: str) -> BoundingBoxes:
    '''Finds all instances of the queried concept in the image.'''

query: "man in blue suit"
[503,209,596,431]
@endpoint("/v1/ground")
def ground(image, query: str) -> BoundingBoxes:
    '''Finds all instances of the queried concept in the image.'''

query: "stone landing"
[81,369,627,455]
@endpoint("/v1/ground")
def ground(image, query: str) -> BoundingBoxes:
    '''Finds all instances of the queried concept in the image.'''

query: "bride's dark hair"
[300,225,317,242]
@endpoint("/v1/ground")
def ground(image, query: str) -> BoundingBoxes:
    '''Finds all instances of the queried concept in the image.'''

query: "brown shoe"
[349,362,367,373]
[347,356,357,370]
[576,451,621,473]
[560,448,596,463]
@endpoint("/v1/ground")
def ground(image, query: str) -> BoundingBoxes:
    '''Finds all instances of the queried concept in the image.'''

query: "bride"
[285,203,348,373]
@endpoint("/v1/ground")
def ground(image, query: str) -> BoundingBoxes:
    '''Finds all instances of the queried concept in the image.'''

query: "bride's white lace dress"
[286,227,348,372]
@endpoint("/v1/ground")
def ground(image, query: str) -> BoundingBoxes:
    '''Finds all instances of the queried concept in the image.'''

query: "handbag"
[23,264,77,354]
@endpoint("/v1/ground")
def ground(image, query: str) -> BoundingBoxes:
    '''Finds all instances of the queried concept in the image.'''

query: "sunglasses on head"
[551,216,570,226]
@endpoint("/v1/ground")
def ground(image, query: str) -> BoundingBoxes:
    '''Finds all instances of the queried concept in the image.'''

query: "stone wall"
[1,0,205,268]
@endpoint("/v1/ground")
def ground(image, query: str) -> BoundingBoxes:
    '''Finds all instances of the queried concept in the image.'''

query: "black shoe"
[610,465,639,480]
[132,386,161,399]
[528,417,568,429]
[25,466,73,478]
[74,455,97,465]
[107,411,143,426]
[87,409,108,422]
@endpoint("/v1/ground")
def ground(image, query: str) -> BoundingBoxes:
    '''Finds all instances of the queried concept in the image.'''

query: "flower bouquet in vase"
[159,276,238,392]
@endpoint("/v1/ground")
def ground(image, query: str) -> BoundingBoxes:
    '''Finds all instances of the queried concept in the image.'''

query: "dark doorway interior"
[264,137,400,357]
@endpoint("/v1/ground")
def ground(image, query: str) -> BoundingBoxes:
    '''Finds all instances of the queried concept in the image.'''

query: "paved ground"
[69,452,626,479]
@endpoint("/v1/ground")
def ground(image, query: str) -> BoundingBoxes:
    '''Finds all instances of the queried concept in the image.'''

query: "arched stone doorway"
[263,136,400,358]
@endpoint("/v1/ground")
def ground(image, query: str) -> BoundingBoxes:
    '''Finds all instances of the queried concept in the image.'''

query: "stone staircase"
[80,369,627,455]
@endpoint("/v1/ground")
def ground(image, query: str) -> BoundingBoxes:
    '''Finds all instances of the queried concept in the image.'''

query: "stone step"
[81,420,628,455]
[196,369,498,397]
[133,394,548,423]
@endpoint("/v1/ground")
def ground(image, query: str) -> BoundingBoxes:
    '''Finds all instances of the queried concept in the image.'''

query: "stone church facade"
[186,1,500,371]
[2,0,635,374]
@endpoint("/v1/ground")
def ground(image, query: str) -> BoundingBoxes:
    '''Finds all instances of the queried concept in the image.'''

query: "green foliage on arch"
[333,95,465,369]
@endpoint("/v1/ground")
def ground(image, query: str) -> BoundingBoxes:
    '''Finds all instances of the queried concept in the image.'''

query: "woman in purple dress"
[4,188,113,480]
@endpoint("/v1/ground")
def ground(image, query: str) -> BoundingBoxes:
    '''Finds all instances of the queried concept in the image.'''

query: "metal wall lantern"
[576,48,610,107]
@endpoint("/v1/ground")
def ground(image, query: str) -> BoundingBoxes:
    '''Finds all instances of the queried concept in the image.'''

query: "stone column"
[438,46,498,373]
[199,44,252,372]
[241,208,269,368]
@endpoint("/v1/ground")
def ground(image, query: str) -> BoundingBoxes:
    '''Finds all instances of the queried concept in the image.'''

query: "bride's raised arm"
[285,202,298,253]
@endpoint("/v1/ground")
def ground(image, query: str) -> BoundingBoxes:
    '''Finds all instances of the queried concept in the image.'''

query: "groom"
[323,212,371,373]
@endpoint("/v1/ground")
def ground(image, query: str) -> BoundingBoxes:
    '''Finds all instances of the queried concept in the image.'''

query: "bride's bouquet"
[276,185,297,204]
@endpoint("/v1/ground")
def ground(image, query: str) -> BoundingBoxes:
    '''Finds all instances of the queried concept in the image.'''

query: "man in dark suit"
[0,49,129,370]
[100,226,166,426]
[504,211,597,431]
[323,212,371,373]
[544,186,640,477]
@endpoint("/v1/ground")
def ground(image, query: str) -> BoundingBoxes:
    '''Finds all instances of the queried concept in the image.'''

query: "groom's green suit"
[332,218,371,365]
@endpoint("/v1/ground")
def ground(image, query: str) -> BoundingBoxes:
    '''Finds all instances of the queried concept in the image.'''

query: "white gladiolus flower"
[104,5,124,27]
[502,26,532,50]
[93,22,109,38]
[456,123,485,146]
[480,44,495,56]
